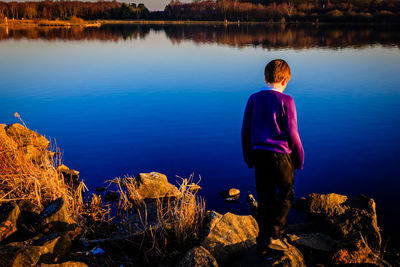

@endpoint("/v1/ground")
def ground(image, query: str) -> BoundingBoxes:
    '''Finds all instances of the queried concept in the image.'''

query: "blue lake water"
[0,25,399,249]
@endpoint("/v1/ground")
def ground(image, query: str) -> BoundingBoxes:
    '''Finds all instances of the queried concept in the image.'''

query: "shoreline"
[0,19,101,27]
[1,19,399,28]
[98,19,400,26]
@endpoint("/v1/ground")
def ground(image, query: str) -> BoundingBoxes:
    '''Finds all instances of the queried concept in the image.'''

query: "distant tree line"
[163,0,400,23]
[0,1,150,20]
[0,0,399,23]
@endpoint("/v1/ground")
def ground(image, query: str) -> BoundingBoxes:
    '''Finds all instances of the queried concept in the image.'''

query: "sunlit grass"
[0,114,87,217]
[110,173,205,252]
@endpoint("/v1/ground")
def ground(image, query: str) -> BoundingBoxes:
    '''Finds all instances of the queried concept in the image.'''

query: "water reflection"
[0,24,399,49]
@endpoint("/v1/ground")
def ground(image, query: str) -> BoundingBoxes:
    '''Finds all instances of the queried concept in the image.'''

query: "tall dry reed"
[111,173,205,252]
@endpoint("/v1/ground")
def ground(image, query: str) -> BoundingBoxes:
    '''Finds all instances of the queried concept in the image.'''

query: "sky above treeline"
[3,0,192,11]
[141,0,191,10]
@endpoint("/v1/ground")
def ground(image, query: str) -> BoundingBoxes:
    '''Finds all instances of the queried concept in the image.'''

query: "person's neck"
[266,82,285,93]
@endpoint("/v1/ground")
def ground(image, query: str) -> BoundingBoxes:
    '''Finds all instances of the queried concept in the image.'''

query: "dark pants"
[253,149,295,242]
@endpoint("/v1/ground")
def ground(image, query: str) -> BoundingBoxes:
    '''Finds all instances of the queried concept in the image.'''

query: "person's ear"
[281,78,287,86]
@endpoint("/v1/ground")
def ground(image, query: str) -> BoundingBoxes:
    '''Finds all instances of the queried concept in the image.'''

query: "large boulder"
[307,193,347,216]
[29,233,72,264]
[326,195,381,253]
[176,246,219,267]
[35,198,75,234]
[307,193,381,254]
[18,200,42,228]
[203,210,223,237]
[0,243,41,267]
[5,123,50,163]
[287,233,338,265]
[238,242,306,267]
[202,212,258,264]
[135,172,180,199]
[0,233,71,267]
[0,124,18,154]
[5,123,49,150]
[0,202,20,243]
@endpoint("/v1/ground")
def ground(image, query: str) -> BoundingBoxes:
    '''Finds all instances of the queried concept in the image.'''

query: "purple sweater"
[241,88,304,170]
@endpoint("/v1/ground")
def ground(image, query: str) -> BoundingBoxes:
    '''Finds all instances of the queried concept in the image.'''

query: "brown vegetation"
[164,0,400,23]
[109,174,205,262]
[0,114,86,217]
[0,0,398,23]
[0,1,149,21]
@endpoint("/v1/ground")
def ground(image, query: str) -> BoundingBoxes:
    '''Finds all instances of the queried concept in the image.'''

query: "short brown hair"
[264,59,291,83]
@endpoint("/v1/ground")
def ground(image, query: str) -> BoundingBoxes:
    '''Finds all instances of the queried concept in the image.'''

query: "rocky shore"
[0,122,397,266]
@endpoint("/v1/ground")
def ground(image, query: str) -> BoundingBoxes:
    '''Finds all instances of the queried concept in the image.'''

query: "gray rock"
[306,193,382,254]
[202,212,258,264]
[176,246,218,267]
[287,233,338,265]
[56,165,80,188]
[35,198,75,234]
[287,233,337,253]
[220,188,240,199]
[238,242,306,267]
[5,123,50,150]
[0,202,20,242]
[327,194,382,253]
[0,233,71,267]
[5,123,50,164]
[135,172,180,199]
[307,193,347,216]
[228,188,240,197]
[30,233,72,264]
[0,243,41,267]
[203,210,223,237]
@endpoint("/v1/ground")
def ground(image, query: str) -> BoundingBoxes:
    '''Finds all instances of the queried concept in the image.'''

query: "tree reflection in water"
[0,24,399,49]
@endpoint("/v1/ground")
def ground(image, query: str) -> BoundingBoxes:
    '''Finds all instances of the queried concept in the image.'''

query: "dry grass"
[80,193,111,222]
[0,114,87,217]
[165,175,205,246]
[110,173,205,256]
[111,176,145,216]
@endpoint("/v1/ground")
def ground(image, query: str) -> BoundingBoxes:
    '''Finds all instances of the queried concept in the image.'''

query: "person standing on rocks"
[241,59,304,253]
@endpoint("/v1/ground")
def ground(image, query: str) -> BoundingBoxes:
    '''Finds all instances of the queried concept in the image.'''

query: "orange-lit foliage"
[0,118,86,216]
[0,1,149,21]
[0,0,399,23]
[164,0,400,22]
